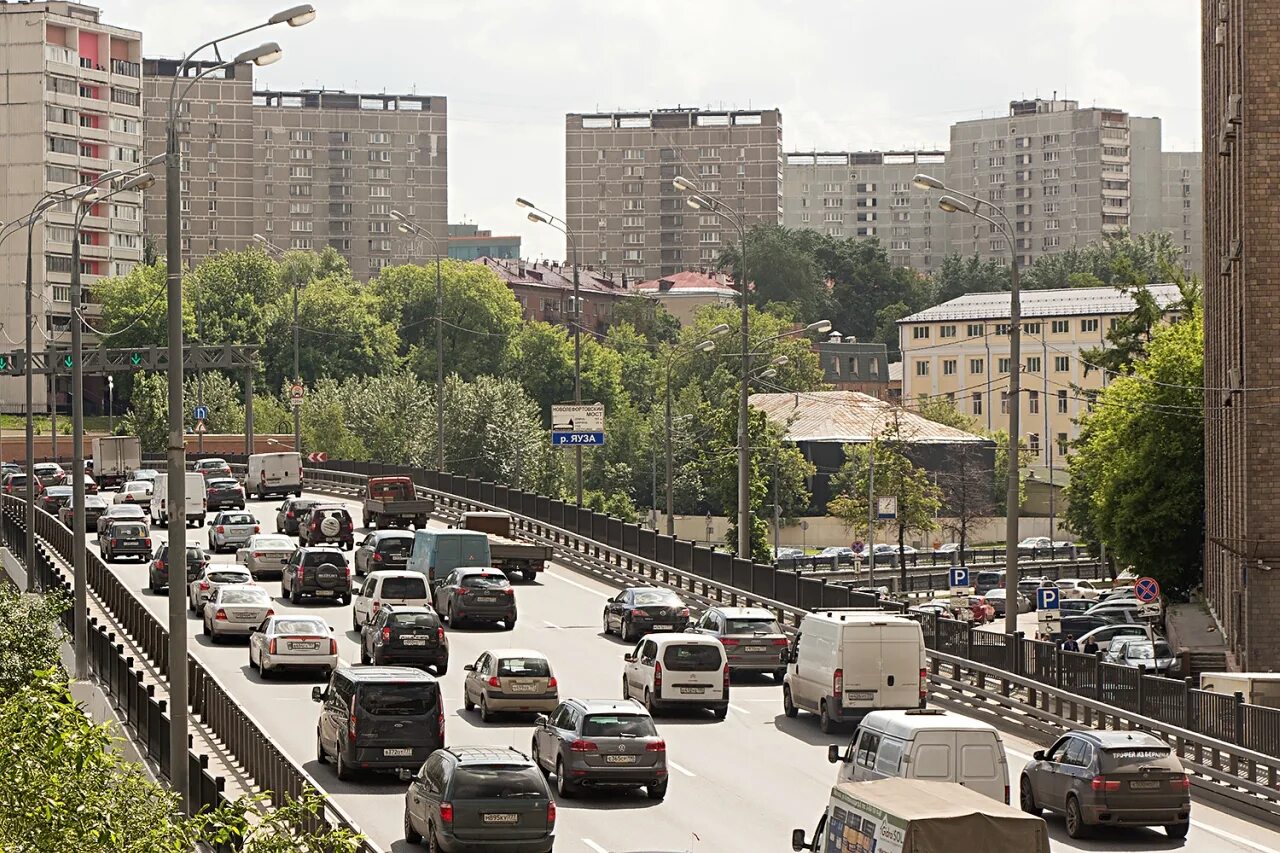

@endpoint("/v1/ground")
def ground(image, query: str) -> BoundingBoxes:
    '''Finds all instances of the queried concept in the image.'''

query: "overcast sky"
[103,0,1201,260]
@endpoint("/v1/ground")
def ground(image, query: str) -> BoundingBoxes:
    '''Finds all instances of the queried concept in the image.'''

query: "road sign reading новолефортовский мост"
[551,403,605,446]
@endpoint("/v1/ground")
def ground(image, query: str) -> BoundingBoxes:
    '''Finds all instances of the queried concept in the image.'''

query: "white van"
[827,708,1010,804]
[247,452,303,500]
[783,609,927,733]
[351,570,432,631]
[151,472,208,528]
[623,633,729,719]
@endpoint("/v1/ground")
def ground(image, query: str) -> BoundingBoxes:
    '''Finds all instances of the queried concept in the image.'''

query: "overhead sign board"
[552,403,605,446]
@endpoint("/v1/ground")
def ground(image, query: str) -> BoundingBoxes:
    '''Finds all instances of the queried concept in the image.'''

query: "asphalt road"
[86,490,1280,853]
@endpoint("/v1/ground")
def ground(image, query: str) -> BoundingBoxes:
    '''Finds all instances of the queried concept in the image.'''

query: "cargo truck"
[361,475,435,529]
[460,511,552,582]
[792,778,1049,853]
[92,436,141,490]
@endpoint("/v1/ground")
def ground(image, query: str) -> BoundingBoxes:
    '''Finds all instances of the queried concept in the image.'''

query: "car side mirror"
[787,649,798,664]
[311,686,324,702]
[463,664,475,672]
[826,744,849,764]
[535,714,548,726]
[624,653,635,663]
[791,828,811,852]
[1033,749,1045,761]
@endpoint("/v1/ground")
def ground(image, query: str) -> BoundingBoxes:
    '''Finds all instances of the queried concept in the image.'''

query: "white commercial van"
[623,633,729,719]
[827,708,1010,804]
[246,452,303,500]
[783,609,927,733]
[151,472,208,528]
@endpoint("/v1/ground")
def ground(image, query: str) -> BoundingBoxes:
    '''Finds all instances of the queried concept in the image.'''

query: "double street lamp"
[913,172,1023,634]
[662,324,730,535]
[389,210,445,471]
[517,198,584,505]
[163,3,314,812]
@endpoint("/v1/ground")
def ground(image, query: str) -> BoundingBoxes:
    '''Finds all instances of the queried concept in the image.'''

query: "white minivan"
[151,472,207,528]
[783,609,927,733]
[623,633,729,719]
[351,570,432,632]
[827,708,1010,804]
[247,452,303,500]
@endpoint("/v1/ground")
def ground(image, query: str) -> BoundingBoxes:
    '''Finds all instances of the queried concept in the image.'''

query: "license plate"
[482,813,518,824]
[121,539,140,546]
[288,641,319,651]
[507,683,537,693]
[1130,781,1161,789]
[474,596,496,603]
[679,686,705,694]
[383,748,412,757]
[604,754,637,764]
[315,590,334,596]
[846,691,876,702]
[744,646,767,653]
[651,624,674,631]
[402,639,426,646]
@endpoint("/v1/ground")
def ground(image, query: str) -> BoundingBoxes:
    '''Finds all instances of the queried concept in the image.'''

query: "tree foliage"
[118,372,168,454]
[0,585,66,697]
[183,372,245,434]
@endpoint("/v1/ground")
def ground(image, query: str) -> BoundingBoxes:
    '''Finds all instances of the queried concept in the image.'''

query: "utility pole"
[867,448,876,580]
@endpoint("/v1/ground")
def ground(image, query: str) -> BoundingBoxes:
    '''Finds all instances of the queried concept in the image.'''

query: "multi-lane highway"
[85,488,1279,852]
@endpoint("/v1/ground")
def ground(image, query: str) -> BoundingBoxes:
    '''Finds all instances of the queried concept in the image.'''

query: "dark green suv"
[401,746,555,852]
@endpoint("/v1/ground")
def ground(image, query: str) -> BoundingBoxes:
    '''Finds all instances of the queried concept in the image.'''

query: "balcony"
[111,58,141,78]
[44,45,78,67]
[51,284,71,304]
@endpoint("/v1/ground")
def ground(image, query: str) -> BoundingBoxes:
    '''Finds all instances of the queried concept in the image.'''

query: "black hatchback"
[355,529,414,576]
[313,666,444,780]
[361,605,449,674]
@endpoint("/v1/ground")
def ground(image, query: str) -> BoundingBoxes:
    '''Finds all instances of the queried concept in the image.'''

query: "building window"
[369,132,390,144]
[1081,318,1099,333]
[1023,322,1041,335]
[1054,355,1070,372]
[1051,319,1069,334]
[1000,391,1009,414]
[1028,391,1039,414]
[969,358,984,374]
[998,357,1010,373]
[972,393,983,416]
[967,323,984,337]
[912,326,930,340]
[1057,390,1068,413]
[289,130,313,142]
[1026,356,1041,373]
[943,359,957,376]
[1028,433,1041,456]
[939,325,957,339]
[995,323,1010,336]
[1057,432,1068,456]
[916,361,929,377]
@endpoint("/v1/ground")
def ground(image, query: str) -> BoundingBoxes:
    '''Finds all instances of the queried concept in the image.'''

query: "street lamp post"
[915,173,1022,634]
[107,375,114,434]
[517,199,584,506]
[163,6,311,811]
[663,326,728,535]
[70,171,155,680]
[390,212,445,471]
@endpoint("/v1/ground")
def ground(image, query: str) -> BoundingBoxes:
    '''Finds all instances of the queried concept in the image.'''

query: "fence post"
[1135,665,1146,722]
[1093,652,1104,701]
[1233,691,1245,747]
[1183,677,1195,730]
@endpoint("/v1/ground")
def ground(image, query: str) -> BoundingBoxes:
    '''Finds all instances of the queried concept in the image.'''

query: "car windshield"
[632,590,681,606]
[110,505,144,515]
[662,644,722,671]
[460,573,508,589]
[581,713,658,738]
[253,536,294,550]
[497,657,549,677]
[165,547,205,562]
[724,617,781,634]
[46,487,72,497]
[7,474,26,484]
[209,479,238,488]
[208,571,251,584]
[111,524,147,538]
[301,551,343,567]
[1123,643,1156,660]
[377,538,411,554]
[220,589,269,605]
[274,619,327,635]
[449,766,545,799]
[221,513,254,525]
[1100,746,1175,772]
[84,497,109,508]
[358,683,437,716]
[389,612,438,628]
[380,576,428,598]
[289,501,317,512]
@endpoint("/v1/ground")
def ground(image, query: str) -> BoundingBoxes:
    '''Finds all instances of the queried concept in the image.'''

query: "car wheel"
[644,688,659,716]
[1019,777,1040,815]
[434,663,447,677]
[202,617,210,637]
[290,584,302,606]
[464,686,475,712]
[316,729,328,764]
[503,616,516,631]
[335,748,353,781]
[260,657,273,680]
[602,610,612,635]
[783,685,798,718]
[555,759,577,799]
[479,695,492,723]
[712,706,728,720]
[647,779,668,801]
[403,806,422,845]
[248,649,257,670]
[1165,823,1189,839]
[352,612,361,632]
[360,644,370,665]
[1064,796,1088,839]
[819,700,835,733]
[773,667,787,682]
[622,676,630,700]
[531,738,547,774]
[621,617,634,643]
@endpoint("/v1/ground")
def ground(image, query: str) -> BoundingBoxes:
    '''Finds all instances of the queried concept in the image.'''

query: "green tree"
[299,378,367,461]
[718,224,827,320]
[339,371,435,466]
[1081,264,1202,378]
[990,429,1031,516]
[604,321,658,404]
[252,392,293,435]
[90,263,194,350]
[0,585,67,697]
[609,295,679,342]
[440,374,563,492]
[118,372,168,453]
[930,253,1010,304]
[189,249,280,347]
[914,395,977,431]
[183,372,245,434]
[1020,230,1184,291]
[874,301,912,360]
[1066,309,1204,595]
[505,322,576,420]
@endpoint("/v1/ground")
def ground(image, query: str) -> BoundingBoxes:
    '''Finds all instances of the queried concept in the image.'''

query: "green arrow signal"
[62,355,73,369]
[0,357,9,371]
[129,352,142,367]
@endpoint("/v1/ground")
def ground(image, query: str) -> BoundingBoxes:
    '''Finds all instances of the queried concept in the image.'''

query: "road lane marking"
[728,703,748,714]
[543,620,562,629]
[543,570,609,599]
[582,841,608,853]
[667,759,695,777]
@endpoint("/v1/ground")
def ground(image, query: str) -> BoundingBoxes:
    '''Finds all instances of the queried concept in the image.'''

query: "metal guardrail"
[2,495,383,852]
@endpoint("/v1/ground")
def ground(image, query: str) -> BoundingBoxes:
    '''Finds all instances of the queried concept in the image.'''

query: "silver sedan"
[248,614,337,679]
[236,533,297,580]
[187,564,254,613]
[208,510,260,553]
[202,585,273,643]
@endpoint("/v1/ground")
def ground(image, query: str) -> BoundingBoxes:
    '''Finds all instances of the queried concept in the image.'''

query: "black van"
[313,666,444,780]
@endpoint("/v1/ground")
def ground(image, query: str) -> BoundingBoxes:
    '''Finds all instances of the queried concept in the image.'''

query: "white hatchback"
[351,570,432,632]
[623,633,728,719]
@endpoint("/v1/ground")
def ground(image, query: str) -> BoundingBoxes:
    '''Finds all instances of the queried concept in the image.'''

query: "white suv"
[622,633,728,719]
[351,570,432,631]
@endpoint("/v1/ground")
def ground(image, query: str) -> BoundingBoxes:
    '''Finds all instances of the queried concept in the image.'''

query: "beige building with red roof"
[633,270,739,325]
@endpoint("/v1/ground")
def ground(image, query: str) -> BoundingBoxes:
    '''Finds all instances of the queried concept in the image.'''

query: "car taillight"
[487,676,500,688]
[254,525,260,533]
[381,626,391,642]
[630,608,646,617]
[348,695,358,741]
[329,638,338,655]
[645,740,666,752]
[1171,775,1191,790]
[1090,776,1121,792]
[723,664,730,693]
[834,668,844,695]
[214,609,227,621]
[199,581,210,590]
[771,637,789,646]
[372,552,383,562]
[143,538,151,547]
[110,539,118,546]
[502,588,513,596]
[920,668,928,702]
[439,802,453,825]
[156,559,166,570]
[371,600,381,614]
[679,607,691,617]
[216,526,225,534]
[268,639,277,654]
[569,740,598,752]
[265,609,274,618]
[720,638,739,647]
[286,511,294,518]
[546,799,556,827]
[654,661,663,692]
[252,551,263,558]
[547,676,557,690]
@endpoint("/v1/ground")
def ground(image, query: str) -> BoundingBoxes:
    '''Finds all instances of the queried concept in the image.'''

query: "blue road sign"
[1036,587,1060,611]
[949,567,970,589]
[552,432,605,446]
[192,405,209,421]
[1134,576,1161,603]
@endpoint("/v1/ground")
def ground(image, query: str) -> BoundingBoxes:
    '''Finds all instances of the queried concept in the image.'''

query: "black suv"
[299,504,355,550]
[101,520,151,562]
[401,747,555,853]
[354,529,415,576]
[361,605,448,674]
[276,497,318,536]
[148,544,209,594]
[312,665,444,780]
[281,546,352,605]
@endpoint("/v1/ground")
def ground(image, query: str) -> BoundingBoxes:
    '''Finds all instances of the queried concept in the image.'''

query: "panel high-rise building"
[0,1,146,412]
[566,107,783,281]
[1202,0,1280,670]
